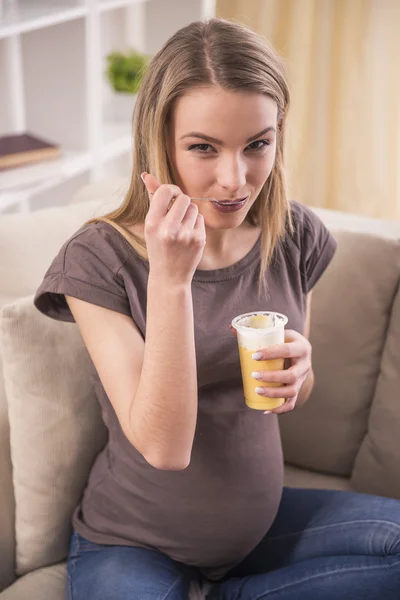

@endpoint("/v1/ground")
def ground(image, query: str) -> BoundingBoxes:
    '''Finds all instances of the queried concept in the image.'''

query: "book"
[0,133,62,171]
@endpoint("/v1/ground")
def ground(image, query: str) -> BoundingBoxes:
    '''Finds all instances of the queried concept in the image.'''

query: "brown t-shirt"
[34,200,337,580]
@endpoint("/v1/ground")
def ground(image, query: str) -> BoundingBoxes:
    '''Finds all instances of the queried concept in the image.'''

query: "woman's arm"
[296,291,314,407]
[66,285,198,472]
[131,276,198,470]
[296,367,315,408]
[66,174,205,472]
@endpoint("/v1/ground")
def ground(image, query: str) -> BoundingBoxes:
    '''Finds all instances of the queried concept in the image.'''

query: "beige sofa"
[0,180,399,599]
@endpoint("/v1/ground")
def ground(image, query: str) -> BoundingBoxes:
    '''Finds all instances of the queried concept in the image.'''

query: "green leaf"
[105,49,149,94]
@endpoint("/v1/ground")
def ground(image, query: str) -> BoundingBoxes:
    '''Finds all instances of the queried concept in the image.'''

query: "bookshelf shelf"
[0,0,216,214]
[0,1,87,40]
[98,0,143,14]
[0,150,92,210]
[0,150,92,190]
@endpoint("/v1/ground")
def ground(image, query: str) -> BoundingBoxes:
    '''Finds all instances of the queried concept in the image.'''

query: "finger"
[193,212,206,238]
[254,385,298,399]
[141,172,161,196]
[252,367,304,385]
[252,341,305,361]
[284,329,303,343]
[164,193,192,225]
[144,182,185,221]
[229,324,238,337]
[180,201,200,229]
[141,172,183,206]
[270,399,297,415]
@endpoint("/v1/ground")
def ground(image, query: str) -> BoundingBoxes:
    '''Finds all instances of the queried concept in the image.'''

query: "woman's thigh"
[206,488,400,599]
[67,531,197,600]
[230,486,400,575]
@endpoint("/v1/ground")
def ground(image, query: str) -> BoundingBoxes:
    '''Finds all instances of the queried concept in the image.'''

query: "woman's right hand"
[141,172,206,285]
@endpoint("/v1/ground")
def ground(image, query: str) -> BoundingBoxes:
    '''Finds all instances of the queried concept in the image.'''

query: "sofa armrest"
[0,565,66,600]
[0,378,16,592]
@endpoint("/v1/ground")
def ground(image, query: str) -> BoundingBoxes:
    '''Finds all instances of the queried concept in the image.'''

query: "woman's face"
[168,86,278,229]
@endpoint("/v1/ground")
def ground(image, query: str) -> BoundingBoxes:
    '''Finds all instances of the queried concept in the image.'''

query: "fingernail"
[252,372,262,380]
[264,411,271,415]
[252,352,264,360]
[140,172,147,183]
[255,387,265,395]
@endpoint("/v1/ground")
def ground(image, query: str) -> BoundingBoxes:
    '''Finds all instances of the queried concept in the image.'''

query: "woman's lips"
[215,197,248,205]
[211,196,249,213]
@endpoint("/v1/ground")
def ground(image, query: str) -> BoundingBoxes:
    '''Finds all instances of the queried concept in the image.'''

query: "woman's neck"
[122,220,261,272]
[197,223,260,271]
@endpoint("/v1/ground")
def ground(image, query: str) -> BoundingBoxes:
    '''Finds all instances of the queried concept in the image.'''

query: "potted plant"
[105,49,148,121]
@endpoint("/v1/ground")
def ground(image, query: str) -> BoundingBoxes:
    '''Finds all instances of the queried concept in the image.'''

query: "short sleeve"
[34,224,131,322]
[290,201,338,294]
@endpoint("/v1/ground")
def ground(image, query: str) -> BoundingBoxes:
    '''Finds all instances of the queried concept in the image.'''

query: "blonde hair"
[86,18,293,296]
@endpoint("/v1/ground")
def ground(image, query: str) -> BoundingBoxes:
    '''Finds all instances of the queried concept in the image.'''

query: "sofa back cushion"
[0,198,115,583]
[0,199,117,306]
[280,230,400,482]
[351,281,400,498]
[0,296,107,576]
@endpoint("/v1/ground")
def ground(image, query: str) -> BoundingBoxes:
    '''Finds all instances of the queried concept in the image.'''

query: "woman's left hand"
[230,326,312,414]
[251,329,312,414]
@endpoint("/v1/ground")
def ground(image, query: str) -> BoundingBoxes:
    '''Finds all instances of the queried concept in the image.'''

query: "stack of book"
[0,133,61,171]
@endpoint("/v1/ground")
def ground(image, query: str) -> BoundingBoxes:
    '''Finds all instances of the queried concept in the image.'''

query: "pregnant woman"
[34,17,400,600]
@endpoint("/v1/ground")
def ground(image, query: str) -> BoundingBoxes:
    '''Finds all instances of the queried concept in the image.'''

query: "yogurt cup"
[231,311,288,410]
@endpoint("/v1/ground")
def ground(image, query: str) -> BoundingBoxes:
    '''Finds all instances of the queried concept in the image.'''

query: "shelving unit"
[0,0,216,214]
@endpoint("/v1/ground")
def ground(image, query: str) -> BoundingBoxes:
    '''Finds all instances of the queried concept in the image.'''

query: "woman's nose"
[216,154,247,194]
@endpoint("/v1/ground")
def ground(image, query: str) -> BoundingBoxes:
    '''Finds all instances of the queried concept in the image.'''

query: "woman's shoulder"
[71,219,136,253]
[288,200,326,246]
[57,219,143,275]
[285,200,337,292]
[33,220,141,322]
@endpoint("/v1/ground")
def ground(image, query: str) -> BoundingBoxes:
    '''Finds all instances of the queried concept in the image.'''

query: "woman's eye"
[188,144,214,153]
[247,140,270,151]
[188,140,271,154]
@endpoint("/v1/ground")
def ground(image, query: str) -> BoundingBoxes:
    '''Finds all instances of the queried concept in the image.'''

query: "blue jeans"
[66,487,400,599]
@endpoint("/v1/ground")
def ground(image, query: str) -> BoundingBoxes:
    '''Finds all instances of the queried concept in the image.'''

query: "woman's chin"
[204,215,247,231]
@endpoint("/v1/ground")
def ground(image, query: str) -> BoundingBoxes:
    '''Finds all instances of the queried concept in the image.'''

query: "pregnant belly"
[84,414,284,577]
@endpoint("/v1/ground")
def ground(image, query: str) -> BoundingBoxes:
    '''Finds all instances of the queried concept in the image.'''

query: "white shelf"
[0,151,92,210]
[0,0,215,214]
[98,0,145,13]
[0,1,87,40]
[0,150,92,191]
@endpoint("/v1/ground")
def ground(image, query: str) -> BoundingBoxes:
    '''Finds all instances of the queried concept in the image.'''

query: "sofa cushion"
[312,207,400,240]
[0,198,114,586]
[351,280,400,498]
[280,231,400,481]
[0,198,116,307]
[0,564,66,600]
[284,464,352,492]
[0,563,209,600]
[0,297,108,577]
